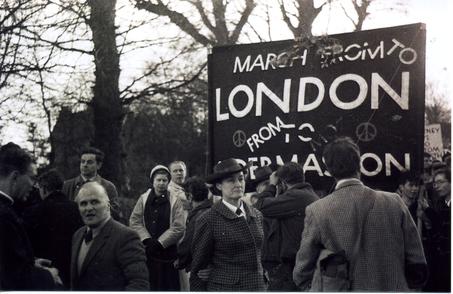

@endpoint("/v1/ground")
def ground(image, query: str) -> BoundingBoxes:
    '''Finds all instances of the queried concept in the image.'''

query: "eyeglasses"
[433,179,448,186]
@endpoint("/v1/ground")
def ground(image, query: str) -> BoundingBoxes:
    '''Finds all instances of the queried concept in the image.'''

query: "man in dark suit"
[22,169,83,288]
[70,181,149,290]
[62,147,122,221]
[0,142,61,290]
[254,162,319,290]
[293,137,428,291]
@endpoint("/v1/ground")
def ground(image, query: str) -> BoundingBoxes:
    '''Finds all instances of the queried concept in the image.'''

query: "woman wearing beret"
[190,158,265,291]
[129,165,185,290]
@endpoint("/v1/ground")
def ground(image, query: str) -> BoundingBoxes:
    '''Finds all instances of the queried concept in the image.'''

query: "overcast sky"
[2,0,451,147]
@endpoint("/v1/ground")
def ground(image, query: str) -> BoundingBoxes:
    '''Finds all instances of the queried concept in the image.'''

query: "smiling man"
[71,182,148,291]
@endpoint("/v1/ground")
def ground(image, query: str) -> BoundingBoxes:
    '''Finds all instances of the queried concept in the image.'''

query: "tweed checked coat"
[70,218,149,291]
[190,201,266,291]
[293,179,427,291]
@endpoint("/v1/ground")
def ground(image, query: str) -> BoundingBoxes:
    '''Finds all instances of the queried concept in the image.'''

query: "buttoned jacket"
[70,218,149,290]
[293,179,427,291]
[190,201,265,291]
[129,188,185,248]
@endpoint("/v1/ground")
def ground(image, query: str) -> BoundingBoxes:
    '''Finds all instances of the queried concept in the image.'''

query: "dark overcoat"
[254,182,319,261]
[190,201,265,291]
[0,194,55,290]
[70,218,149,291]
[22,191,83,288]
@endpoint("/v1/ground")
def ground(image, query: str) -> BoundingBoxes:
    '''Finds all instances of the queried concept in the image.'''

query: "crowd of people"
[0,138,450,291]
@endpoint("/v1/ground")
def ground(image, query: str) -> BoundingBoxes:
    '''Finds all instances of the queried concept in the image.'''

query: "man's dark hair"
[276,162,305,185]
[323,137,361,179]
[433,168,451,183]
[397,169,420,186]
[38,169,64,192]
[183,176,208,202]
[0,142,33,177]
[80,147,104,163]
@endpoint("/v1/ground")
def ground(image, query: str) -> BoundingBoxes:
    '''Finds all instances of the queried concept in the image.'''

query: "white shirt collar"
[335,178,360,190]
[0,190,14,204]
[222,199,245,217]
[80,174,97,182]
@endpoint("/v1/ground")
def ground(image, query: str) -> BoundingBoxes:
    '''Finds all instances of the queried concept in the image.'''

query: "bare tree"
[278,0,329,38]
[339,0,373,31]
[134,0,256,46]
[0,0,51,99]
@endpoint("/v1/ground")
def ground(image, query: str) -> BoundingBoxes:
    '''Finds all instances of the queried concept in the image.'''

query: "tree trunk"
[87,0,124,193]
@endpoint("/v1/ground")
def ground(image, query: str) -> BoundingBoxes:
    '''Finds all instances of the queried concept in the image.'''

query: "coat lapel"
[213,201,238,219]
[79,219,114,276]
[71,228,84,287]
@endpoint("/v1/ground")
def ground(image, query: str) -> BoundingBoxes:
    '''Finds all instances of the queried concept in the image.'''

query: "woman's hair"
[183,176,208,202]
[322,137,361,179]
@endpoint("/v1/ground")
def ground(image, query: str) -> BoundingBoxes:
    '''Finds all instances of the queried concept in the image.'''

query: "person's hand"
[144,238,163,254]
[45,266,63,285]
[419,197,429,210]
[35,258,52,268]
[269,171,279,186]
[197,266,212,281]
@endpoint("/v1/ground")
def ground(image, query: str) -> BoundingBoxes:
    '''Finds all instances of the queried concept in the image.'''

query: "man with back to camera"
[22,169,83,288]
[63,147,122,221]
[254,162,319,291]
[0,143,62,290]
[293,137,428,291]
[70,181,149,290]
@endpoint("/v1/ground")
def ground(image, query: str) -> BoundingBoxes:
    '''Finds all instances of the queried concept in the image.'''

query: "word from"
[246,116,320,152]
[216,72,409,122]
[233,50,308,73]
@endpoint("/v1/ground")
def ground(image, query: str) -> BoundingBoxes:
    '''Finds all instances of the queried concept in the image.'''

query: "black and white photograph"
[0,0,450,291]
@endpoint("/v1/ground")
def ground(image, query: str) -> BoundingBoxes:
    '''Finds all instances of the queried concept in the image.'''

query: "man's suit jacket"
[0,195,55,290]
[63,175,122,221]
[293,179,428,291]
[70,218,149,291]
[190,201,265,291]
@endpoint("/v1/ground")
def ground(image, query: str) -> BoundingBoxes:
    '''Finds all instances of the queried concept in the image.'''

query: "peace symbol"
[233,130,247,147]
[355,122,377,142]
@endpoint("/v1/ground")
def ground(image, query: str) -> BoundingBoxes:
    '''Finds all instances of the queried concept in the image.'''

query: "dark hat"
[206,158,250,184]
[245,163,281,192]
[246,166,273,191]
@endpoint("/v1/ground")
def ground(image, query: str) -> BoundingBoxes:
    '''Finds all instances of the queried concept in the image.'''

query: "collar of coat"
[335,178,363,191]
[212,200,258,220]
[76,174,102,186]
[188,198,213,220]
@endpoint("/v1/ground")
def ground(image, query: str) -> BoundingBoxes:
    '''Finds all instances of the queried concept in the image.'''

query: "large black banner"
[208,23,426,193]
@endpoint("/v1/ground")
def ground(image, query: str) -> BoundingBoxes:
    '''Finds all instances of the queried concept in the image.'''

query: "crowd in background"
[0,140,450,291]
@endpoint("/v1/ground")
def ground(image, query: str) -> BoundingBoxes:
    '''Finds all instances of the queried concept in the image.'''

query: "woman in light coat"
[129,165,185,290]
